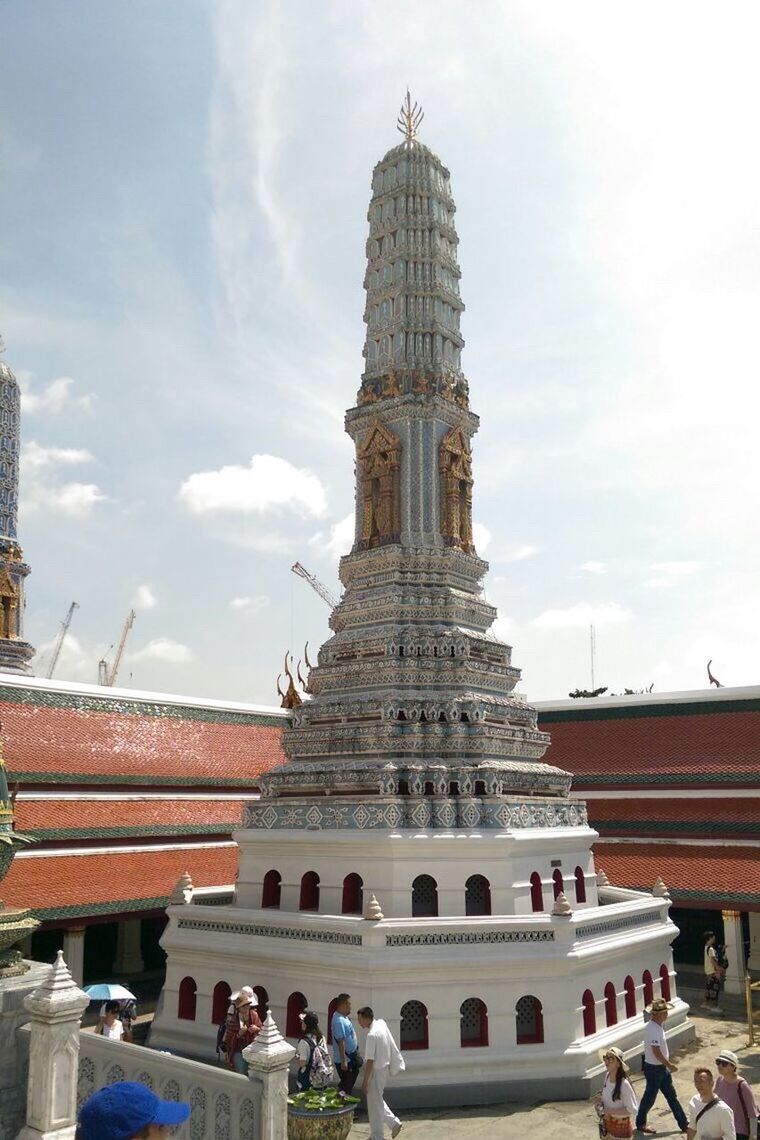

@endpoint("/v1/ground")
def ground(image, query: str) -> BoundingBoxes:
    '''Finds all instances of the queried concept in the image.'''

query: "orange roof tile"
[0,695,286,785]
[594,842,760,910]
[541,707,760,786]
[1,845,237,920]
[587,797,760,838]
[14,798,246,838]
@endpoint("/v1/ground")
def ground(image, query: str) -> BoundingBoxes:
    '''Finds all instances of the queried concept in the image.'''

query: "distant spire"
[396,89,424,145]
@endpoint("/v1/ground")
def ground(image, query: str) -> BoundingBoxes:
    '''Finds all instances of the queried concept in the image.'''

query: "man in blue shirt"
[331,992,360,1094]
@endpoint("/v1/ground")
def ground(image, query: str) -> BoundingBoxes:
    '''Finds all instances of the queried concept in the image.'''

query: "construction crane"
[291,562,339,609]
[98,610,136,687]
[46,601,79,679]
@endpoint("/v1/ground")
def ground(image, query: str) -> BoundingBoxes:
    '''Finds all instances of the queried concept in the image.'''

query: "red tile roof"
[2,845,237,920]
[594,843,760,910]
[541,706,760,786]
[14,798,247,839]
[0,687,286,785]
[587,797,760,838]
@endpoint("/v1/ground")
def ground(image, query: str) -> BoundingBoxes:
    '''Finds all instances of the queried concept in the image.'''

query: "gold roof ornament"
[397,89,424,145]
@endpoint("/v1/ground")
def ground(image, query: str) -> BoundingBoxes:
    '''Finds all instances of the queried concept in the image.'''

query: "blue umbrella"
[83,983,136,1001]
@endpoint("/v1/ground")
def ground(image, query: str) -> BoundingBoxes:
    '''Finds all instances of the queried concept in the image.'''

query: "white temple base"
[151,826,693,1104]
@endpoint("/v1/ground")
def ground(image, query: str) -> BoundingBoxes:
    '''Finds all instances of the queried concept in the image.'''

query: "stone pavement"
[350,1010,759,1140]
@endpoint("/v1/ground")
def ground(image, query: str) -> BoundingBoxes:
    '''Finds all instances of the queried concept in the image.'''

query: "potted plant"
[287,1088,360,1140]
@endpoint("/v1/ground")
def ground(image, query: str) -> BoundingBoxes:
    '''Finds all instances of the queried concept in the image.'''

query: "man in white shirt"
[687,1067,736,1140]
[358,1006,403,1140]
[635,998,689,1135]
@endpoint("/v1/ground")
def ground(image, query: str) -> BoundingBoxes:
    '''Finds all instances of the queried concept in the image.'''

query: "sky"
[1,0,759,704]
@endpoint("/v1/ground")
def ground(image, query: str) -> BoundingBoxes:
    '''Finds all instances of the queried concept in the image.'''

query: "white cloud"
[501,544,540,563]
[532,602,631,630]
[130,637,194,664]
[19,375,94,415]
[472,521,491,554]
[645,561,702,589]
[22,442,94,470]
[32,633,95,684]
[230,594,270,616]
[579,561,607,575]
[178,453,327,518]
[20,441,106,516]
[45,483,107,517]
[133,584,158,610]
[310,513,354,560]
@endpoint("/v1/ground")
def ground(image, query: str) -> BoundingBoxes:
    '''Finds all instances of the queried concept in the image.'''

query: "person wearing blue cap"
[77,1081,190,1139]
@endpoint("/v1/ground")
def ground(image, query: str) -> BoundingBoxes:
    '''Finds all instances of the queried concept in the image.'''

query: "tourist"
[714,1050,758,1140]
[357,1006,404,1140]
[597,1045,637,1138]
[687,1068,736,1139]
[77,1080,190,1139]
[96,1000,124,1041]
[331,992,361,1094]
[296,1010,335,1091]
[223,986,262,1073]
[703,932,725,1013]
[635,997,689,1135]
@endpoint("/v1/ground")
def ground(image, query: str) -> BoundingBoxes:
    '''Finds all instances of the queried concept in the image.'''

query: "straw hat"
[233,986,257,1009]
[645,998,673,1015]
[715,1049,738,1070]
[599,1046,630,1076]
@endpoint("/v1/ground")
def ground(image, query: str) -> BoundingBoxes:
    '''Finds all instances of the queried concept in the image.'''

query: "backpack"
[716,945,729,970]
[121,999,137,1023]
[302,1036,335,1089]
[216,1005,234,1056]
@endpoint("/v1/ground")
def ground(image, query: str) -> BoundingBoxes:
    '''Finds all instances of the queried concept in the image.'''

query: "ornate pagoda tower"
[152,99,691,1102]
[0,341,33,674]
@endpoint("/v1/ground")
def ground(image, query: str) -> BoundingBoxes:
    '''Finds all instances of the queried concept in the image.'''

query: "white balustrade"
[74,1033,261,1140]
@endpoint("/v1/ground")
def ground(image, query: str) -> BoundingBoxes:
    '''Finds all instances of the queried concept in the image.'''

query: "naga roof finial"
[397,89,423,146]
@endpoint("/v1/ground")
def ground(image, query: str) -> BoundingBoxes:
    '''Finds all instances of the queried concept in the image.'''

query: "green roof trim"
[539,698,760,724]
[592,819,760,837]
[32,893,235,922]
[0,683,286,727]
[575,771,757,787]
[32,895,172,921]
[617,884,760,909]
[7,770,267,787]
[26,823,239,841]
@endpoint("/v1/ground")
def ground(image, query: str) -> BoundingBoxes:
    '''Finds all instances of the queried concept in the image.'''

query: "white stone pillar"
[748,912,760,978]
[244,1013,296,1140]
[722,909,747,995]
[61,926,85,987]
[16,950,89,1140]
[113,918,143,975]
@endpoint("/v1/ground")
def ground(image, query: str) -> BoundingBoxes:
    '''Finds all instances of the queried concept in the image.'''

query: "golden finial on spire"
[397,89,423,145]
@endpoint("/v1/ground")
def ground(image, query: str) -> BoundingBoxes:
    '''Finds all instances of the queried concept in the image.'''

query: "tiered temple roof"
[0,676,286,922]
[536,686,760,911]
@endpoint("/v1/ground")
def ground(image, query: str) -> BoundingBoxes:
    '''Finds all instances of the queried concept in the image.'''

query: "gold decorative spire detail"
[396,89,423,145]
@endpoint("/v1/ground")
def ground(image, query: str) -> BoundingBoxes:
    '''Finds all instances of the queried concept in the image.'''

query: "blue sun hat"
[78,1081,190,1140]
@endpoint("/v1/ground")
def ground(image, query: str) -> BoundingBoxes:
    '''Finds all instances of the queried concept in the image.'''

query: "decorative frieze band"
[245,796,588,832]
[385,929,555,946]
[176,917,363,946]
[575,911,659,940]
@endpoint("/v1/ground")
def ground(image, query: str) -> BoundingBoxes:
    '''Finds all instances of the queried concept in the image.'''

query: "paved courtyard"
[350,1007,759,1140]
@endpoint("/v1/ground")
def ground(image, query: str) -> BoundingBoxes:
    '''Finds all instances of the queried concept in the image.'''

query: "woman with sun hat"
[597,1046,638,1138]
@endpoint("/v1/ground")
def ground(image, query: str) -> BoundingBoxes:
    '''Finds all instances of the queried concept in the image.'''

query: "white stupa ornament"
[652,877,671,899]
[552,891,573,917]
[169,870,194,905]
[363,892,384,921]
[596,868,610,887]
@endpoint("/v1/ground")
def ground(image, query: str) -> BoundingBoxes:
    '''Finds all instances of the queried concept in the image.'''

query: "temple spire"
[396,90,424,145]
[0,337,34,674]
